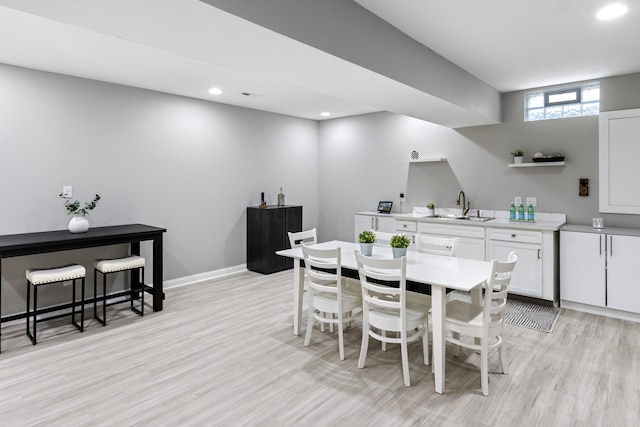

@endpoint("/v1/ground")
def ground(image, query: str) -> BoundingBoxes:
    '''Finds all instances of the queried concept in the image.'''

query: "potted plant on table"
[390,234,411,258]
[511,147,524,164]
[358,230,376,256]
[426,201,436,217]
[59,193,101,233]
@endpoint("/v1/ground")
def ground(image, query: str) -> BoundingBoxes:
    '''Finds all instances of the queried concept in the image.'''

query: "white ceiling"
[355,0,640,92]
[0,0,638,125]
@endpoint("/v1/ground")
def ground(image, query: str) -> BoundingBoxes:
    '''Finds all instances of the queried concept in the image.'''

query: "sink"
[467,216,494,222]
[426,214,493,222]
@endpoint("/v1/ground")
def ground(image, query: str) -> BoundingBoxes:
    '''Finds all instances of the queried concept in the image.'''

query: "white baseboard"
[561,300,640,323]
[163,264,248,289]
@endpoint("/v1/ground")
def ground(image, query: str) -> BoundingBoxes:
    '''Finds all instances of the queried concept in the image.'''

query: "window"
[525,83,599,121]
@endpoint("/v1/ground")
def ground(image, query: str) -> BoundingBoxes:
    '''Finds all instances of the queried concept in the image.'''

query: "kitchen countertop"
[356,209,566,231]
[561,224,640,237]
[393,213,564,231]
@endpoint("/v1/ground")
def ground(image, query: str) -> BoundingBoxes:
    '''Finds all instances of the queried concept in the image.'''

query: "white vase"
[68,214,89,233]
[392,247,407,258]
[427,208,435,217]
[360,243,373,256]
[514,156,524,164]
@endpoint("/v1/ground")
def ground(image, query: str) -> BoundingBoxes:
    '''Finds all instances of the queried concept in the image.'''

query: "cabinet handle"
[371,217,375,230]
[599,235,602,256]
[610,235,613,256]
[537,249,541,259]
[511,234,516,238]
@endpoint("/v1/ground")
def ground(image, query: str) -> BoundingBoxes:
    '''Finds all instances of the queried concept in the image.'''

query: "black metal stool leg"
[71,278,84,332]
[131,267,144,316]
[26,280,35,345]
[93,268,98,323]
[32,286,38,345]
[94,271,106,326]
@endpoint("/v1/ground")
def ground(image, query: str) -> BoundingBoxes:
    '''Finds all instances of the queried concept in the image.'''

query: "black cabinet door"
[247,206,302,274]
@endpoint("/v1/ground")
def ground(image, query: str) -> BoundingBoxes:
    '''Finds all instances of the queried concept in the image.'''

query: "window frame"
[524,82,599,122]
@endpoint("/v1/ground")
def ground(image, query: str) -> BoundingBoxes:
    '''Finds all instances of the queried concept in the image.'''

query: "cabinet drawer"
[418,222,485,239]
[396,220,417,232]
[488,228,542,244]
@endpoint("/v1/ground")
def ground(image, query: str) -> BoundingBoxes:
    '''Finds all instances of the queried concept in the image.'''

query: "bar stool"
[93,255,145,326]
[26,264,86,345]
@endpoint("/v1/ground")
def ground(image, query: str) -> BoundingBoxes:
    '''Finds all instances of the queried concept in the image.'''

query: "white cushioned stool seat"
[93,255,146,326]
[26,264,86,345]
[95,255,145,273]
[26,264,86,285]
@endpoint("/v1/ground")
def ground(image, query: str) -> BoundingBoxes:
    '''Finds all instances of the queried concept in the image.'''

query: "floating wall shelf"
[409,157,447,163]
[508,161,566,168]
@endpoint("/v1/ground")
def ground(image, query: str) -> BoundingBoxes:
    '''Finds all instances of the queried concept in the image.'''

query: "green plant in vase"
[358,230,376,256]
[390,234,411,258]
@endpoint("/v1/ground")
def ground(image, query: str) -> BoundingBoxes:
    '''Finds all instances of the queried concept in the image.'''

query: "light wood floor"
[1,270,639,426]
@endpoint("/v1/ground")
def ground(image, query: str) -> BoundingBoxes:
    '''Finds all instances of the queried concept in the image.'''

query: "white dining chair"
[444,251,518,396]
[288,228,317,248]
[302,245,361,360]
[374,231,395,247]
[415,235,458,257]
[355,252,429,387]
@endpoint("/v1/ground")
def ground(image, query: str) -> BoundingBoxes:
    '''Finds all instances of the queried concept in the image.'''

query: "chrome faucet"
[456,190,470,216]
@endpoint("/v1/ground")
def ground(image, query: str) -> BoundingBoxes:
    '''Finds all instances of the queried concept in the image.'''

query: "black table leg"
[153,234,164,311]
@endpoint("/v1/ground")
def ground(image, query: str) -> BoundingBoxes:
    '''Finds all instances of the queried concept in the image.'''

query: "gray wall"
[317,73,640,243]
[0,63,318,315]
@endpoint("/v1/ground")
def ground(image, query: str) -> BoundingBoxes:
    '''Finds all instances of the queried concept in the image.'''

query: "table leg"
[292,259,304,336]
[432,286,446,394]
[152,234,164,312]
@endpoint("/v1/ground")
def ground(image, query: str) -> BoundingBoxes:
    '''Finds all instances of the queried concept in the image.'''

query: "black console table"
[0,224,166,352]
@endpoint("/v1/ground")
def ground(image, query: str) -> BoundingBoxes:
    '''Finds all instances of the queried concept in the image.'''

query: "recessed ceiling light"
[596,3,628,20]
[320,112,331,117]
[208,87,223,95]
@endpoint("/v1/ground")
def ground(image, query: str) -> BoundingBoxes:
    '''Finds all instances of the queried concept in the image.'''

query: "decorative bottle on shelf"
[509,202,516,220]
[277,187,285,207]
[527,203,535,221]
[517,203,525,220]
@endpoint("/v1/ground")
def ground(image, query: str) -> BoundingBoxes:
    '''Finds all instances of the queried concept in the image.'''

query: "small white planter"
[68,214,89,233]
[392,247,407,258]
[514,156,524,164]
[426,208,435,217]
[359,243,374,256]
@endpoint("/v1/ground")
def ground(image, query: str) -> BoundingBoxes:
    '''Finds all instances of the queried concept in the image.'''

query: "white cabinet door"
[376,215,397,233]
[354,214,397,241]
[457,237,485,261]
[560,231,605,306]
[488,240,543,297]
[599,109,640,214]
[607,234,640,313]
[354,215,375,241]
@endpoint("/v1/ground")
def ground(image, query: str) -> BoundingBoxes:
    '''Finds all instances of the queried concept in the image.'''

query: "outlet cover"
[514,196,522,206]
[62,186,73,198]
[526,197,537,207]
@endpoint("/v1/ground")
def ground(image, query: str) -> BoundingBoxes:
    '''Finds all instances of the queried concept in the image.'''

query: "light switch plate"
[526,197,537,207]
[514,196,522,206]
[62,186,72,198]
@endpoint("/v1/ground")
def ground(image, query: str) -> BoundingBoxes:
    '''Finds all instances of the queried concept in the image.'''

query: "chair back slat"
[415,235,458,257]
[288,228,317,248]
[301,245,340,295]
[482,252,518,322]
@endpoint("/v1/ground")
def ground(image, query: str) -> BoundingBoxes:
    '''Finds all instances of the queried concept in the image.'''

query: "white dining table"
[276,240,494,394]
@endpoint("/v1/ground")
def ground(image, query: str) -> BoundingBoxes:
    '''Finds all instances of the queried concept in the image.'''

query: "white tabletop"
[277,240,492,292]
